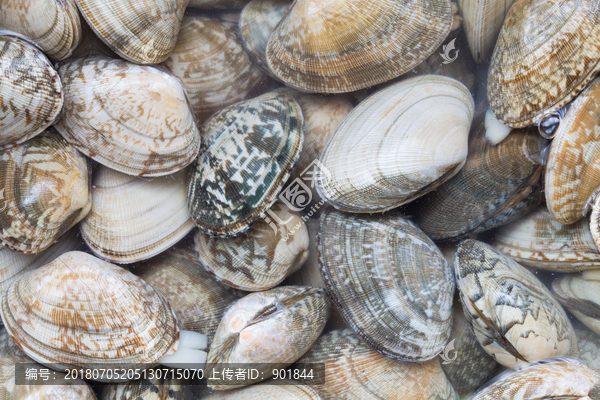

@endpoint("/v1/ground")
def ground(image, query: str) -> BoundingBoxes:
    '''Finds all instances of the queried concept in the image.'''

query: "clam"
[0,132,91,253]
[55,57,200,177]
[80,166,194,264]
[575,322,600,373]
[318,208,455,362]
[455,239,578,368]
[0,35,63,149]
[488,0,600,127]
[265,0,454,93]
[552,270,600,337]
[206,286,330,389]
[69,20,117,59]
[162,15,275,125]
[0,0,81,60]
[99,375,184,400]
[591,194,600,251]
[188,0,250,9]
[202,380,321,400]
[315,75,474,213]
[186,91,303,237]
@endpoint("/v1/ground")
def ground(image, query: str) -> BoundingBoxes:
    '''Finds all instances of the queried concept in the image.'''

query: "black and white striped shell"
[318,208,455,362]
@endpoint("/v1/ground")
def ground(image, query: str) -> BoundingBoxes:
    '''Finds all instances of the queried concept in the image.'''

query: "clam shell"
[69,20,117,59]
[0,36,63,149]
[574,322,600,373]
[552,270,600,337]
[265,0,453,93]
[316,75,474,213]
[186,91,303,237]
[591,194,600,251]
[163,15,274,125]
[0,251,179,377]
[99,375,184,400]
[488,0,600,127]
[206,286,330,389]
[80,166,194,264]
[0,0,81,60]
[545,77,600,224]
[0,132,91,253]
[455,239,578,368]
[318,209,455,362]
[55,57,200,177]
[188,0,250,9]
[202,380,321,400]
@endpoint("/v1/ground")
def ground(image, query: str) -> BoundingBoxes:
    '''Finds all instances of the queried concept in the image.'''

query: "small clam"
[318,209,455,362]
[98,375,184,400]
[552,270,600,337]
[55,57,200,177]
[0,35,63,149]
[316,75,474,213]
[202,380,321,400]
[0,132,91,253]
[80,166,194,264]
[186,91,303,237]
[455,239,578,368]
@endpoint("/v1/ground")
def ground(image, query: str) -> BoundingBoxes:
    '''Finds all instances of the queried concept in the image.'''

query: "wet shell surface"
[202,380,321,400]
[0,251,179,377]
[0,132,91,253]
[316,75,474,213]
[206,286,330,389]
[186,91,303,237]
[55,57,200,177]
[99,375,184,400]
[80,166,194,264]
[545,77,600,224]
[455,239,578,368]
[552,270,600,337]
[298,329,460,400]
[265,0,454,93]
[163,15,273,125]
[488,0,600,127]
[0,35,63,149]
[318,209,455,362]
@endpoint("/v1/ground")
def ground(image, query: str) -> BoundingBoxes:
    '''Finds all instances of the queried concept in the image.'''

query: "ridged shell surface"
[552,270,600,337]
[186,91,303,237]
[202,380,321,400]
[0,251,179,377]
[488,0,600,127]
[575,322,600,373]
[55,57,200,177]
[0,36,63,149]
[318,209,455,362]
[80,166,194,264]
[265,0,453,93]
[455,239,578,368]
[316,75,474,213]
[0,132,91,253]
[99,376,183,400]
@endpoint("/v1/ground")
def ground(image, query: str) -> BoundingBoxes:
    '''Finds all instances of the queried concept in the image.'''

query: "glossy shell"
[552,270,600,337]
[99,375,184,400]
[55,57,200,177]
[318,209,455,362]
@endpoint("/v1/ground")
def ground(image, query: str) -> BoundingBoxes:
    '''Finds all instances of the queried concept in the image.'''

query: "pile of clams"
[5,0,600,398]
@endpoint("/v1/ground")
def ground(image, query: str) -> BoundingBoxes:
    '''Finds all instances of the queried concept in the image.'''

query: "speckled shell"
[99,376,184,400]
[0,36,63,149]
[0,0,81,60]
[74,0,187,64]
[55,57,200,177]
[0,132,91,253]
[488,207,600,271]
[471,359,600,400]
[318,209,455,362]
[0,251,179,377]
[412,111,545,240]
[188,0,249,9]
[265,0,453,93]
[80,166,194,264]
[186,91,303,237]
[298,329,460,400]
[575,322,600,373]
[316,75,474,213]
[552,270,600,337]
[488,0,600,127]
[162,16,274,125]
[206,286,330,389]
[455,239,578,368]
[546,78,600,224]
[202,380,321,400]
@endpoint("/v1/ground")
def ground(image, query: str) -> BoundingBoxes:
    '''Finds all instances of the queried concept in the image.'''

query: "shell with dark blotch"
[552,270,600,337]
[98,375,184,400]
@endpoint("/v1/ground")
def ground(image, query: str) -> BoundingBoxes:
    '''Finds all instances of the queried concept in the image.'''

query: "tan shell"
[488,0,600,127]
[162,16,275,125]
[0,132,91,253]
[0,251,179,378]
[0,0,81,60]
[0,35,63,149]
[188,0,249,8]
[80,166,194,264]
[55,57,200,177]
[552,270,600,337]
[99,375,184,400]
[265,0,454,93]
[202,380,321,400]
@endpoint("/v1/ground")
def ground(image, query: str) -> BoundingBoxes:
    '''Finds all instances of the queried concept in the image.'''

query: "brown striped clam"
[552,270,600,337]
[55,57,200,177]
[99,375,184,400]
[455,239,578,368]
[0,132,91,253]
[316,75,474,213]
[318,208,455,362]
